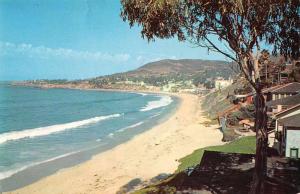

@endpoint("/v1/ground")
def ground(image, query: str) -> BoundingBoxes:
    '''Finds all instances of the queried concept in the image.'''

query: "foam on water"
[0,114,122,144]
[117,121,144,132]
[149,113,162,119]
[137,92,148,96]
[0,150,81,180]
[0,143,101,181]
[140,95,173,112]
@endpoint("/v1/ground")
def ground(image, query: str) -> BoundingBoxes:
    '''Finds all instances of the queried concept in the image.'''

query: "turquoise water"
[0,83,176,181]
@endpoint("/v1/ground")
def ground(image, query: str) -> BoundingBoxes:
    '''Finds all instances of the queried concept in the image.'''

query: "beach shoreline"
[11,82,175,96]
[5,92,224,194]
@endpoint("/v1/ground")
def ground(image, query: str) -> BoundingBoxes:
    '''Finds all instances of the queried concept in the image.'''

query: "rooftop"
[238,82,300,98]
[266,94,300,107]
[262,84,285,93]
[269,82,300,94]
[278,113,300,128]
[275,104,300,118]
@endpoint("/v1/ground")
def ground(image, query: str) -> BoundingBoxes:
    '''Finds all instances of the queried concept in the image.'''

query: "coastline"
[10,82,173,96]
[5,92,224,194]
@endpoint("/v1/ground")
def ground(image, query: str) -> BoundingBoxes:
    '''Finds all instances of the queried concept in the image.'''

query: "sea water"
[0,83,177,190]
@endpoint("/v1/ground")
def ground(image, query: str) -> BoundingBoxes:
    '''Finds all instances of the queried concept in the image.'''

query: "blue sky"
[0,0,226,80]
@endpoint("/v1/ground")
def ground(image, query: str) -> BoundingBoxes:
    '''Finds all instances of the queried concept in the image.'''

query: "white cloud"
[0,41,130,63]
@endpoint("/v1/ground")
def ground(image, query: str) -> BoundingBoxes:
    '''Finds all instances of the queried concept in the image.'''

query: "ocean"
[0,83,178,191]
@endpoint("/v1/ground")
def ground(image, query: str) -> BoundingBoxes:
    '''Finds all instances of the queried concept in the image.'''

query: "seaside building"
[162,82,179,92]
[234,82,300,105]
[277,114,300,158]
[161,80,195,92]
[233,93,254,105]
[271,104,300,158]
[266,94,300,115]
[214,78,233,90]
[263,82,300,101]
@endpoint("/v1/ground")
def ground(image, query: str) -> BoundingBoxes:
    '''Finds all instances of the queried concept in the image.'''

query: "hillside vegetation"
[21,59,237,91]
[201,78,251,119]
[125,59,235,77]
[132,136,256,194]
[90,59,236,87]
[176,136,256,172]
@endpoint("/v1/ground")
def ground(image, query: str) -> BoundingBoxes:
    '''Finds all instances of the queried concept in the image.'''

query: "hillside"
[121,59,235,77]
[107,59,236,78]
[19,59,237,91]
[88,59,237,89]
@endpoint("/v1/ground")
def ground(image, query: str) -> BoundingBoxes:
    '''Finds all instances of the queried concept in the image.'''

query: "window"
[290,148,299,158]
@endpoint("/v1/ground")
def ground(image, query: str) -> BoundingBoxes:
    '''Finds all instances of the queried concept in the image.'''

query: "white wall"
[214,80,232,89]
[285,129,300,158]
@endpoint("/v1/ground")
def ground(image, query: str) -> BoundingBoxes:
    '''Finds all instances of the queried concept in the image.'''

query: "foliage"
[176,136,256,172]
[202,79,246,118]
[121,2,299,191]
[121,0,299,88]
[227,104,255,125]
[293,61,300,82]
[133,136,256,194]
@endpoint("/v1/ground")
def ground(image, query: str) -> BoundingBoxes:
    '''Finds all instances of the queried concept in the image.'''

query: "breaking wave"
[0,150,81,180]
[117,121,144,132]
[0,114,122,144]
[140,95,173,112]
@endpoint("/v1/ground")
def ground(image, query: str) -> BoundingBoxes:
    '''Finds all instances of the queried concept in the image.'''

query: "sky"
[0,0,226,80]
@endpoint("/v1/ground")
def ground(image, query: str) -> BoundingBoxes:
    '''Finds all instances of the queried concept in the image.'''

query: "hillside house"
[214,78,233,90]
[263,82,300,101]
[258,57,296,85]
[277,114,300,158]
[279,63,293,83]
[234,82,300,105]
[233,93,254,105]
[266,94,300,115]
[271,104,300,158]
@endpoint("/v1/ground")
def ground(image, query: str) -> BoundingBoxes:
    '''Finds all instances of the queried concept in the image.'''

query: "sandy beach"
[6,93,224,194]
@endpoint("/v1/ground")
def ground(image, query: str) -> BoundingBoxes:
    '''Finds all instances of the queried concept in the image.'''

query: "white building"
[272,104,300,158]
[214,78,233,90]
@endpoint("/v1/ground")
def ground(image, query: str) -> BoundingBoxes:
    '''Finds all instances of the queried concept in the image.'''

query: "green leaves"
[121,0,299,60]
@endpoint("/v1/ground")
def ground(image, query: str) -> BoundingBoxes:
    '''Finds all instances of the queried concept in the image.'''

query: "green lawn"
[176,136,256,172]
[132,136,256,194]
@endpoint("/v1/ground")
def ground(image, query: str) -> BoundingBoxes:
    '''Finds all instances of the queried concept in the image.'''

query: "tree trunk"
[251,88,268,194]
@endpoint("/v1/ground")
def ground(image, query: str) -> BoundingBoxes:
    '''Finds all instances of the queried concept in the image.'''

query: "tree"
[121,0,300,193]
[258,50,281,85]
[293,61,300,82]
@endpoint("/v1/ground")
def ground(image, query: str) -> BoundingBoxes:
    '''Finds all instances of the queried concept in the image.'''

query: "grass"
[176,136,256,172]
[132,136,256,194]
